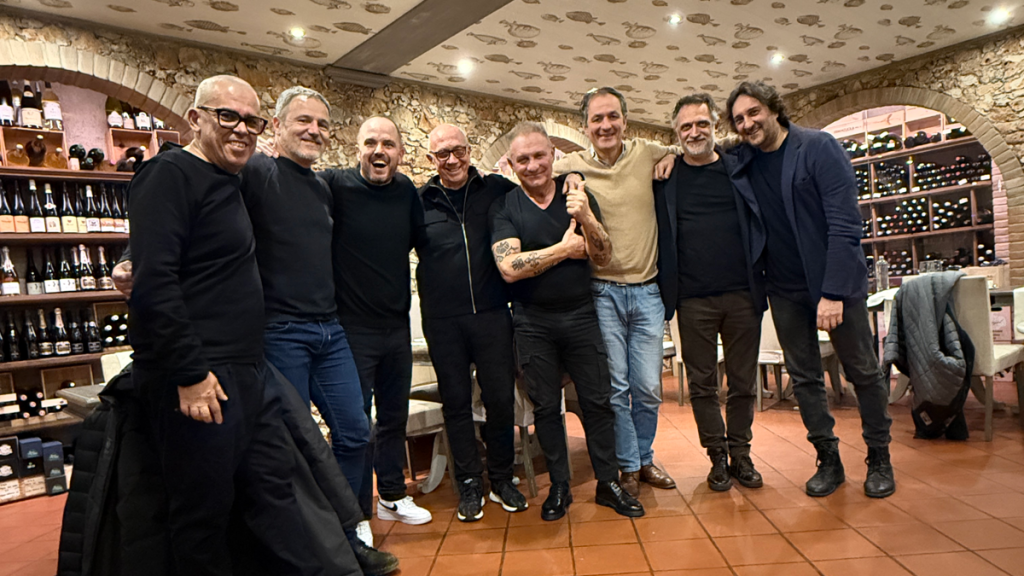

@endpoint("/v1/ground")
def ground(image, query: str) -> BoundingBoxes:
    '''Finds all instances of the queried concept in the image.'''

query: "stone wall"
[0,11,672,186]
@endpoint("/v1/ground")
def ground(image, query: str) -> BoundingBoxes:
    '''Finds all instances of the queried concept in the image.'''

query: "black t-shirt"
[128,145,264,388]
[242,155,336,324]
[320,167,421,329]
[675,157,749,299]
[749,137,809,294]
[489,175,602,311]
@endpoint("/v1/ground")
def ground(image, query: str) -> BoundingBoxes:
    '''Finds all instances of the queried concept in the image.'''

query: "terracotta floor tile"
[0,560,57,576]
[571,519,638,546]
[505,522,570,551]
[920,472,1017,496]
[1003,517,1024,531]
[0,563,31,576]
[390,556,433,576]
[763,506,848,532]
[429,552,501,576]
[437,528,506,555]
[388,512,452,535]
[634,516,707,542]
[569,502,625,523]
[686,492,755,514]
[931,518,1024,550]
[378,533,444,558]
[742,486,822,509]
[712,534,804,566]
[733,563,820,576]
[858,523,964,555]
[697,510,777,537]
[895,551,1009,576]
[891,498,991,523]
[640,497,693,518]
[0,539,58,563]
[573,543,649,576]
[814,557,914,576]
[977,547,1024,576]
[960,492,1024,518]
[446,508,510,531]
[650,570,732,576]
[786,529,885,561]
[643,538,728,571]
[826,501,918,527]
[501,548,575,576]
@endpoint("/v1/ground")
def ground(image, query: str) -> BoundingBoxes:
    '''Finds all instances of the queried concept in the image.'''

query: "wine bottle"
[0,246,19,296]
[43,147,68,170]
[42,248,59,294]
[42,183,60,234]
[0,180,13,233]
[11,181,29,233]
[58,246,76,293]
[0,81,13,127]
[19,81,42,129]
[52,307,70,356]
[74,185,87,233]
[84,185,100,232]
[0,326,7,362]
[24,249,41,295]
[98,184,114,232]
[96,245,113,290]
[84,309,102,353]
[121,185,130,234]
[69,244,80,291]
[5,312,20,363]
[27,180,45,232]
[37,309,53,357]
[60,183,78,233]
[69,312,84,355]
[111,186,124,232]
[78,244,95,290]
[7,144,29,167]
[121,110,135,131]
[105,97,123,128]
[22,310,38,359]
[41,81,63,131]
[26,134,46,167]
[135,107,152,131]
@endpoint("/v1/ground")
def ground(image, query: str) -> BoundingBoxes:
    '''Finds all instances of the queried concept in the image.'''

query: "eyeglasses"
[196,106,268,135]
[429,146,469,161]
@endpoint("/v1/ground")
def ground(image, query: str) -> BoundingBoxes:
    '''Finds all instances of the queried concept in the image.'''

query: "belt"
[592,278,657,287]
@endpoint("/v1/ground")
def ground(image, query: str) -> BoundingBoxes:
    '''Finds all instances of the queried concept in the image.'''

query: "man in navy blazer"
[724,81,896,499]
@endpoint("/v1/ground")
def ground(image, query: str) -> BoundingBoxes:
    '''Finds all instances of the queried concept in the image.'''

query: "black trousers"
[512,302,619,484]
[769,294,893,448]
[139,361,323,576]
[423,307,516,485]
[677,291,763,458]
[345,324,413,516]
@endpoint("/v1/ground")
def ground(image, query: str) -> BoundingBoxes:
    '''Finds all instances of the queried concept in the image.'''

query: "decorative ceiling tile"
[13,0,422,64]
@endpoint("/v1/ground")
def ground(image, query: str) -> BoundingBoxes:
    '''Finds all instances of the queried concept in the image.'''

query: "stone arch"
[480,120,590,170]
[795,86,1024,283]
[0,39,193,140]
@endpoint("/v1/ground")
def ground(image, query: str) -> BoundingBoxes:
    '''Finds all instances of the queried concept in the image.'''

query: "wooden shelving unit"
[0,345,130,372]
[0,292,124,305]
[0,233,128,244]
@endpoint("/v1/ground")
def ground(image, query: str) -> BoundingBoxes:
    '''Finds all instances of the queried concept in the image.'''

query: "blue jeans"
[591,281,666,473]
[263,319,370,499]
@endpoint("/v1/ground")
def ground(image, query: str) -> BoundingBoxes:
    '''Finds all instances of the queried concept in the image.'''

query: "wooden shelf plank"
[858,181,992,206]
[0,166,133,182]
[863,224,994,245]
[0,291,125,305]
[0,411,82,434]
[0,345,131,371]
[850,136,981,167]
[0,233,128,244]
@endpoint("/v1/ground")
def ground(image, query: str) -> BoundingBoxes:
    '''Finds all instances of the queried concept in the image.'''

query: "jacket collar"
[423,166,482,199]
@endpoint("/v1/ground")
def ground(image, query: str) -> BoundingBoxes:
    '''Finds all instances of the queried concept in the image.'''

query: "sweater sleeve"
[128,160,209,387]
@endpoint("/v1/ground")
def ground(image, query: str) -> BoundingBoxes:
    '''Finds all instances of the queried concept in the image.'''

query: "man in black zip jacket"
[415,124,526,522]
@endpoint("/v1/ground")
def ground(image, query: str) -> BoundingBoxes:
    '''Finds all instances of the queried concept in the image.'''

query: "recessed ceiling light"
[988,7,1012,25]
[457,59,474,75]
[289,27,305,39]
[668,14,682,25]
[771,53,785,65]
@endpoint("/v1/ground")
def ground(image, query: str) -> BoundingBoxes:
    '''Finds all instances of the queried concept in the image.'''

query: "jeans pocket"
[265,322,290,333]
[590,281,608,297]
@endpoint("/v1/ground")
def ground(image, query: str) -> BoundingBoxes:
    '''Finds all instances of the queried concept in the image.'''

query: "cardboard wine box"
[44,474,67,496]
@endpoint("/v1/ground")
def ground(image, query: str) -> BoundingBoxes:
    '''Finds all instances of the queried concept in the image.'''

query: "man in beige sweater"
[554,87,679,496]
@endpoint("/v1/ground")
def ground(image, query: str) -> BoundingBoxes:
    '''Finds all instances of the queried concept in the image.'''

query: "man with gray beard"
[654,94,766,492]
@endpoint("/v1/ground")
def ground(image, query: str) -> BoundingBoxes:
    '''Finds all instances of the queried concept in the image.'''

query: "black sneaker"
[489,480,528,512]
[457,477,485,522]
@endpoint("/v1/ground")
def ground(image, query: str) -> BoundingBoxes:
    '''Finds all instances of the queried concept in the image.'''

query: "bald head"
[194,75,258,109]
[428,124,468,150]
[357,116,405,185]
[427,124,472,188]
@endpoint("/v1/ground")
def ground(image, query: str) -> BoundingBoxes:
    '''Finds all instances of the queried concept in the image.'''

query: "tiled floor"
[2,374,1023,576]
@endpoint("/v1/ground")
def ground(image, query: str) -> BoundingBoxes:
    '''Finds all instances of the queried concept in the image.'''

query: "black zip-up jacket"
[415,167,517,319]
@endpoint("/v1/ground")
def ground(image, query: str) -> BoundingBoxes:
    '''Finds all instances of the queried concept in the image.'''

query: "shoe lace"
[461,479,483,503]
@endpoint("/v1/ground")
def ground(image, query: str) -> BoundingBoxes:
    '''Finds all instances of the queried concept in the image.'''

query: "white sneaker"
[376,495,433,525]
[355,519,374,547]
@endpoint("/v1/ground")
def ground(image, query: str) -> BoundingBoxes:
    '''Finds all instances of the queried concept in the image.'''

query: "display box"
[42,441,63,464]
[0,373,14,396]
[0,479,21,503]
[41,366,95,401]
[44,474,67,495]
[20,475,45,498]
[0,458,18,480]
[0,436,17,459]
[19,437,41,460]
[962,266,1010,289]
[19,457,41,478]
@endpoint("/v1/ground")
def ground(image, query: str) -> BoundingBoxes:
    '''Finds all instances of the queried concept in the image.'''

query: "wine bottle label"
[108,111,123,128]
[43,279,60,293]
[20,108,42,128]
[29,217,46,233]
[40,342,54,355]
[26,281,42,295]
[100,218,114,232]
[80,277,96,290]
[0,104,12,123]
[136,112,152,130]
[45,217,61,233]
[98,276,114,290]
[87,341,102,353]
[59,278,77,292]
[77,217,88,232]
[14,216,30,233]
[55,341,71,355]
[113,219,125,233]
[42,102,62,121]
[1,281,20,295]
[61,216,78,233]
[69,158,80,170]
[123,219,130,234]
[86,218,101,232]
[0,215,14,233]
[71,342,84,354]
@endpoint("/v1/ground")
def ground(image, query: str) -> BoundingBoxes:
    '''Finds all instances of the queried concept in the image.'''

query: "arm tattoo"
[493,241,520,263]
[588,231,606,252]
[510,252,554,276]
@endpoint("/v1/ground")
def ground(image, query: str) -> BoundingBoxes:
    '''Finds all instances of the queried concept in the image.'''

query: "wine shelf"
[858,181,992,206]
[0,167,133,182]
[850,136,981,167]
[0,345,131,373]
[0,292,124,305]
[0,233,127,244]
[0,410,81,433]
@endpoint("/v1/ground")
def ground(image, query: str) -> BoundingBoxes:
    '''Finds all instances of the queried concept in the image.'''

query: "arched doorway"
[480,120,590,180]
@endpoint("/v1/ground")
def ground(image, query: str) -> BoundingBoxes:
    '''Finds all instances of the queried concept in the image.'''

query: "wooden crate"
[40,365,94,400]
[0,373,12,396]
[0,126,68,168]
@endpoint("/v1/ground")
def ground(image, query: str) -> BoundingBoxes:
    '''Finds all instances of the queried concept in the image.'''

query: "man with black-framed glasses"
[414,124,525,522]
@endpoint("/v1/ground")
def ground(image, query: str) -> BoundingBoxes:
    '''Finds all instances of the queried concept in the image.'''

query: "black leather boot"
[346,529,400,576]
[806,444,845,497]
[595,480,645,517]
[707,449,732,492]
[864,446,896,498]
[541,482,573,521]
[729,454,763,489]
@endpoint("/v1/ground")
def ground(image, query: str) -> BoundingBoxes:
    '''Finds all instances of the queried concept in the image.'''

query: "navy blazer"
[725,124,869,304]
[654,147,767,322]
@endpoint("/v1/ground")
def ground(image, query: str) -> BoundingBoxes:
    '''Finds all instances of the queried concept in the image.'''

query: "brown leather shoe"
[639,464,677,489]
[619,471,641,497]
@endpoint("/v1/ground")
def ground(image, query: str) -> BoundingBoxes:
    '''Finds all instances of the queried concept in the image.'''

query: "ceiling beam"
[329,0,513,75]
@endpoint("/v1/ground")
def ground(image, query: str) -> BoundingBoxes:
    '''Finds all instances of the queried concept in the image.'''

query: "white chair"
[952,276,1024,440]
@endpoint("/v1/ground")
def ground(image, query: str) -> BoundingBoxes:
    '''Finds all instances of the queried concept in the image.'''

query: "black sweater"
[416,168,516,319]
[128,145,264,387]
[243,155,336,323]
[320,168,421,329]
